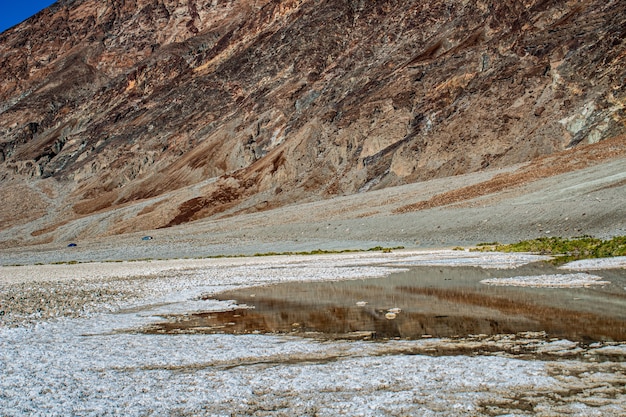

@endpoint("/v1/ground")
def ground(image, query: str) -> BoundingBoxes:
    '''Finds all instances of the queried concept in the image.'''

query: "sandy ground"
[0,250,625,416]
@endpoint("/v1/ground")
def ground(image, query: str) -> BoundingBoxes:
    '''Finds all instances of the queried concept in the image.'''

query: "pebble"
[0,278,138,327]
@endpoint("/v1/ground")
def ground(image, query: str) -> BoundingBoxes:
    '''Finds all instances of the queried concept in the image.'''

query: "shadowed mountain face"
[0,0,624,242]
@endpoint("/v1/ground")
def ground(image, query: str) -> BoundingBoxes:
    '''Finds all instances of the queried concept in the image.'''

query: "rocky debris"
[0,0,625,244]
[0,278,139,327]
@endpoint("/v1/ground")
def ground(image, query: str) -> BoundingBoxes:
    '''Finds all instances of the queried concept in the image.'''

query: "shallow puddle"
[146,262,626,342]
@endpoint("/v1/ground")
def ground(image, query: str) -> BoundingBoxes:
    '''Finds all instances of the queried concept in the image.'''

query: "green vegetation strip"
[474,236,626,260]
[251,246,404,257]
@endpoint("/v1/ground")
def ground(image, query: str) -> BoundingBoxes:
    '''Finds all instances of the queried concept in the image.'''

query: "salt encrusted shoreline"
[480,272,611,288]
[1,250,624,415]
[2,250,623,326]
[561,256,626,271]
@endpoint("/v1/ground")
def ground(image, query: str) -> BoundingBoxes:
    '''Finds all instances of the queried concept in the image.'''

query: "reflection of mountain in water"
[146,264,626,342]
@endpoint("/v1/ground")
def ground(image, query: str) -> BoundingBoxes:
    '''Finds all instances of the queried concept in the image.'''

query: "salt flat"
[1,250,624,416]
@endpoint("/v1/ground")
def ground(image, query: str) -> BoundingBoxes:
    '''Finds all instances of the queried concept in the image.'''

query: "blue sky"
[0,1,57,34]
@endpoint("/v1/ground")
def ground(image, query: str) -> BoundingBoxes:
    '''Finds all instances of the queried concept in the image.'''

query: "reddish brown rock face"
[0,0,624,241]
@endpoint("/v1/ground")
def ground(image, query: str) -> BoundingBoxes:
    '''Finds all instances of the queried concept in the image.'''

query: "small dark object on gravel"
[67,243,77,247]
[141,236,153,241]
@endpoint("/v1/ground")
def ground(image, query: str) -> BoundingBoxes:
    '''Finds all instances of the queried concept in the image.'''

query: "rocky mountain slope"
[0,0,624,246]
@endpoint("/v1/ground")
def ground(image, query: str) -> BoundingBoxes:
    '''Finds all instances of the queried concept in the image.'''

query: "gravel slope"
[1,157,624,266]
